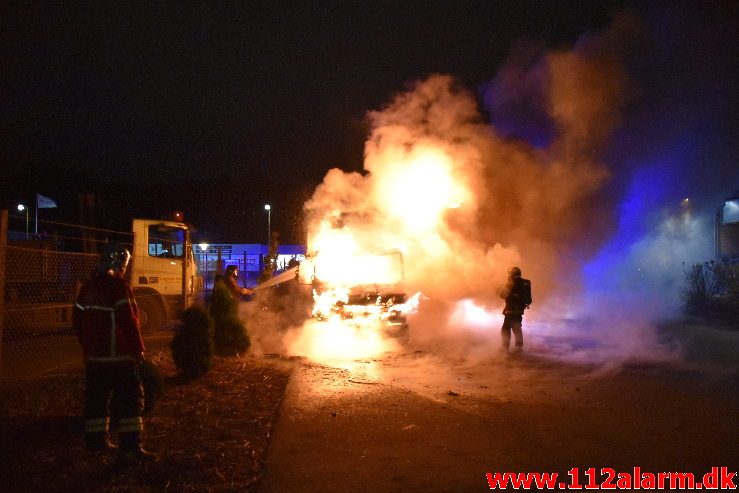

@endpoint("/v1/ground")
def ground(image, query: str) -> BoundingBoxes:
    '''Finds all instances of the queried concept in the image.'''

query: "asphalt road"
[258,329,738,493]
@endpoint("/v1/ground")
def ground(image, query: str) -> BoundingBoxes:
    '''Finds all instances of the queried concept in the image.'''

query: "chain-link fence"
[0,210,174,387]
[2,244,98,381]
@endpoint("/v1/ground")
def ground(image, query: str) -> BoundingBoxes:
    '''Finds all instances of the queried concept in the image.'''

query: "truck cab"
[129,218,202,333]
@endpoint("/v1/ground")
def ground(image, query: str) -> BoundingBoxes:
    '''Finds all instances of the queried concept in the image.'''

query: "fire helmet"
[100,242,131,275]
[509,266,522,278]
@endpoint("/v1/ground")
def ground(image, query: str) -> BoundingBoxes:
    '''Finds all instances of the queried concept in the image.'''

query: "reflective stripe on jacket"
[73,273,144,361]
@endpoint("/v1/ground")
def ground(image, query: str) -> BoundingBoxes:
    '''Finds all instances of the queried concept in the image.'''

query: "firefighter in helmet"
[221,265,254,299]
[72,242,158,463]
[499,266,532,353]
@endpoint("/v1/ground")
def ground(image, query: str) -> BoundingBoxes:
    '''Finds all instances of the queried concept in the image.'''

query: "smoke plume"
[292,16,643,361]
[249,11,730,367]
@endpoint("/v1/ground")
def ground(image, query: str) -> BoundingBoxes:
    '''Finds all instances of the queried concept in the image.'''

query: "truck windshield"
[148,225,186,258]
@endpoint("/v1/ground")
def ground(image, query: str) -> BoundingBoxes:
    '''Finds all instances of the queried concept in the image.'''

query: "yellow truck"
[1,214,204,378]
[129,218,203,333]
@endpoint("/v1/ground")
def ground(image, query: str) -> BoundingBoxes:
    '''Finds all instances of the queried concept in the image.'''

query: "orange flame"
[373,147,470,235]
[295,98,488,364]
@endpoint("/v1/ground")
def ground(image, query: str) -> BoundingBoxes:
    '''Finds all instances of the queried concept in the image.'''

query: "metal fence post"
[247,250,249,288]
[0,209,7,367]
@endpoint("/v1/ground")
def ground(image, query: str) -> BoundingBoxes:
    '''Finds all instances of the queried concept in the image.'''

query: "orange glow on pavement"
[291,318,395,365]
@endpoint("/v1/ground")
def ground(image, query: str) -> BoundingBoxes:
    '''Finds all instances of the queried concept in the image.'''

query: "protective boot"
[118,432,159,464]
[500,329,511,354]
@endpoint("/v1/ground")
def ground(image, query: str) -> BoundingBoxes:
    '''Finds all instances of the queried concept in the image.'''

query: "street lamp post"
[17,204,28,239]
[264,204,271,247]
[198,243,209,295]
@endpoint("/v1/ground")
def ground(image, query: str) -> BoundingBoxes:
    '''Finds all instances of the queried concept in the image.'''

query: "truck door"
[139,224,187,295]
[131,222,189,331]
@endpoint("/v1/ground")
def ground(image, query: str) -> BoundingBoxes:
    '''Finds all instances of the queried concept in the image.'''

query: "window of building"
[722,199,739,224]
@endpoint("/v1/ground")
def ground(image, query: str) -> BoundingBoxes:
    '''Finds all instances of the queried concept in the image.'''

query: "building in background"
[716,189,739,264]
[195,243,306,291]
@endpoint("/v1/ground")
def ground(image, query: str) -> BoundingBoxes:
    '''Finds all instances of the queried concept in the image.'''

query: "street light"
[17,203,29,239]
[198,243,210,294]
[198,243,209,272]
[264,204,271,246]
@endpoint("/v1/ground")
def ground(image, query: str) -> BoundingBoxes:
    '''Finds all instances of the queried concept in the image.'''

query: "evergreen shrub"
[683,260,739,321]
[171,305,215,378]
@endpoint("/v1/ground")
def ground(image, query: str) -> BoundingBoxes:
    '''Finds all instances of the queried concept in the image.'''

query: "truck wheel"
[137,297,166,335]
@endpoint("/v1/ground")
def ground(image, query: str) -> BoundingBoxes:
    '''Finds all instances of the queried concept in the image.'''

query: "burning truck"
[295,249,418,339]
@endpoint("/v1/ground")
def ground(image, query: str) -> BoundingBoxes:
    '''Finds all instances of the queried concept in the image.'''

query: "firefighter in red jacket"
[72,242,158,463]
[499,266,532,353]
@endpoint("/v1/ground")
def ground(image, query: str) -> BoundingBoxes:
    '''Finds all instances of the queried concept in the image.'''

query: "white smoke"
[247,13,709,367]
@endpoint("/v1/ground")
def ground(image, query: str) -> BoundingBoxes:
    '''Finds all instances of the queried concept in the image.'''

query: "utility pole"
[264,204,271,247]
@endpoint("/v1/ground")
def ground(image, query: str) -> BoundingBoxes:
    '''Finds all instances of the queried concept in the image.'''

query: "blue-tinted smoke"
[480,6,738,364]
[486,7,736,325]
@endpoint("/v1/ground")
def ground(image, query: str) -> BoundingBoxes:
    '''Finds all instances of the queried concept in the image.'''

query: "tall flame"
[374,147,470,235]
[294,17,633,360]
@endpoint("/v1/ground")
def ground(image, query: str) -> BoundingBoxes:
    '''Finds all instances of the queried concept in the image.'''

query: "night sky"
[1,1,737,244]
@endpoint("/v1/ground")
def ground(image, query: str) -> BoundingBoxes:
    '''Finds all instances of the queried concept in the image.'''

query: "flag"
[37,194,57,209]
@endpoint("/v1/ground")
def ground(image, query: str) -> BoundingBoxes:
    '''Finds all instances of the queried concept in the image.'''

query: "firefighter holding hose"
[72,242,158,464]
[221,265,255,298]
[499,266,532,353]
